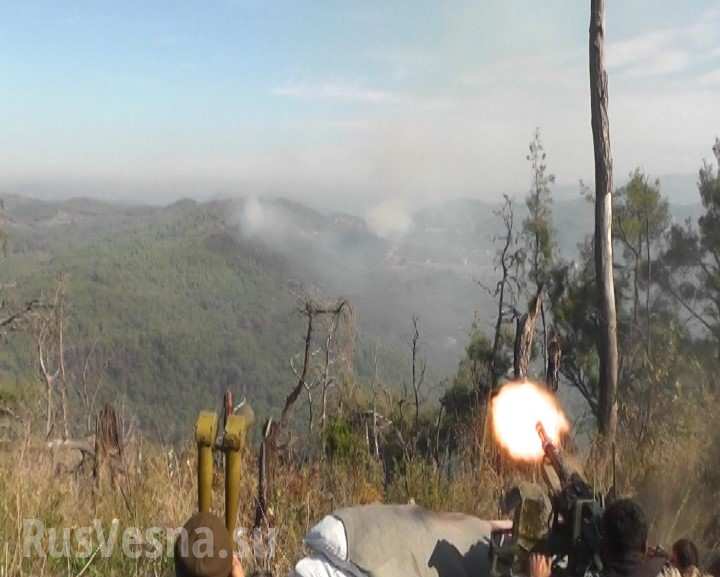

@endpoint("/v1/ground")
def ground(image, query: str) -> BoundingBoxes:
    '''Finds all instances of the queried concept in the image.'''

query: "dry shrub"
[582,389,720,554]
[0,437,197,577]
[0,433,507,577]
[2,391,718,577]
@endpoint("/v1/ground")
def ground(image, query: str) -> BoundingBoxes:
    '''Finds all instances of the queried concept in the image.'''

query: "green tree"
[524,128,556,288]
[550,243,602,415]
[0,200,39,336]
[0,199,6,257]
[614,169,670,352]
[453,328,512,394]
[659,139,720,361]
[523,129,557,372]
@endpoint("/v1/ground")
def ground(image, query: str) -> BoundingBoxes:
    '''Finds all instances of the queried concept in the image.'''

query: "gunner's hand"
[530,554,552,577]
[231,553,245,577]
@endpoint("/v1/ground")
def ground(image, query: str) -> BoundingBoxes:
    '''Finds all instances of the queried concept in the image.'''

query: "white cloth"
[303,515,349,564]
[291,554,359,577]
[291,515,369,577]
[292,512,512,577]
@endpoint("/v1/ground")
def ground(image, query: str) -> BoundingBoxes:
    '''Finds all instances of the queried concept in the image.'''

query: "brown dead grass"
[1,401,718,577]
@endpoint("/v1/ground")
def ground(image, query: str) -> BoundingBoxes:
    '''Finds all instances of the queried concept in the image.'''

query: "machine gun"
[489,423,606,577]
[535,422,605,577]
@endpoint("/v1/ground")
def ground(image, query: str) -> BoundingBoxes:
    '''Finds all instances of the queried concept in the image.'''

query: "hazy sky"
[2,1,719,209]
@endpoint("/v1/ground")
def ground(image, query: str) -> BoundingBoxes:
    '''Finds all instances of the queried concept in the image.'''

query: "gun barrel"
[535,421,550,446]
[536,422,570,487]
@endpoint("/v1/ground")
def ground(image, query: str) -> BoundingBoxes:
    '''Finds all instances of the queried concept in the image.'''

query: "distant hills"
[0,190,704,437]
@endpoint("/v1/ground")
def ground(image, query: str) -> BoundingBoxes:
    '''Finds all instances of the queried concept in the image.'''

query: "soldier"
[706,556,720,577]
[175,512,245,577]
[669,539,702,577]
[531,499,666,577]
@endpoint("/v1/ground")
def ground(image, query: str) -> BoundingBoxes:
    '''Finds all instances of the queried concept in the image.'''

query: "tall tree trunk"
[320,382,329,455]
[489,273,507,388]
[540,302,548,374]
[58,301,69,441]
[633,250,640,327]
[489,195,515,389]
[590,0,619,442]
[513,286,543,380]
[45,377,54,438]
[546,333,562,392]
[645,217,652,359]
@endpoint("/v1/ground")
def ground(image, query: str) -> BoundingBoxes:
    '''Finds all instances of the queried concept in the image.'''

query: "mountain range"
[0,190,704,437]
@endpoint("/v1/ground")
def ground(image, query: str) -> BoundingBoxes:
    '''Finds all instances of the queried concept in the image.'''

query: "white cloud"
[16,46,716,214]
[327,119,372,132]
[273,82,400,103]
[699,68,720,86]
[272,80,453,114]
[608,7,720,77]
[365,47,431,81]
[9,3,720,212]
[608,30,678,70]
[624,50,690,77]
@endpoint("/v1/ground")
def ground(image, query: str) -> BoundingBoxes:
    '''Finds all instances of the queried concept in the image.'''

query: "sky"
[1,0,719,211]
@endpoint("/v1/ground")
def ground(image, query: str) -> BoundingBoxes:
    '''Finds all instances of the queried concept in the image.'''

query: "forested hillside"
[0,191,702,438]
[4,2,720,576]
[2,198,307,436]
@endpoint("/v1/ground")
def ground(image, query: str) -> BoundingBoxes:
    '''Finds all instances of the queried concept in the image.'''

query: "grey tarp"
[333,504,493,577]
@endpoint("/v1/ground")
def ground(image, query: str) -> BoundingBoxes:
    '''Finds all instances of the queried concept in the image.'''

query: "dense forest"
[2,137,719,575]
[1,0,719,574]
[0,169,705,440]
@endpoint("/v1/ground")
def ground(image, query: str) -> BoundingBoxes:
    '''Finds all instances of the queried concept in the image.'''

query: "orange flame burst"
[491,381,569,461]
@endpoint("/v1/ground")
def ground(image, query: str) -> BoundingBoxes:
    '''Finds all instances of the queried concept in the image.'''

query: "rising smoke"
[366,198,414,239]
[238,196,294,246]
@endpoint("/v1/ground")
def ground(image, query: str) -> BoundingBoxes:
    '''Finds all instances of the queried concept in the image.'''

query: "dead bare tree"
[67,338,108,434]
[590,0,619,443]
[254,298,350,531]
[487,195,524,388]
[513,285,544,380]
[293,300,346,449]
[36,316,57,439]
[255,418,273,530]
[319,309,344,440]
[433,404,445,468]
[295,350,323,437]
[94,403,125,493]
[0,299,41,334]
[410,315,426,431]
[1,208,115,462]
[472,196,526,458]
[302,372,317,436]
[0,202,44,433]
[34,275,70,440]
[223,390,234,430]
[546,332,562,392]
[369,342,381,459]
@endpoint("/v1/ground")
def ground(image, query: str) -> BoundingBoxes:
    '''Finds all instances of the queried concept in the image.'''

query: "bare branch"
[0,299,41,330]
[513,284,543,380]
[254,297,350,531]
